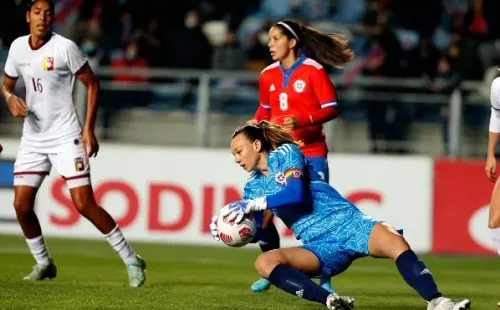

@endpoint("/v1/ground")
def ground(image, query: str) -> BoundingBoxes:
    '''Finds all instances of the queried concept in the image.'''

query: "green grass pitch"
[0,234,497,309]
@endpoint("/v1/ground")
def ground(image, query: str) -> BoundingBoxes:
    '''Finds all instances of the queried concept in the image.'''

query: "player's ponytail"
[258,121,296,150]
[232,121,297,152]
[275,20,355,68]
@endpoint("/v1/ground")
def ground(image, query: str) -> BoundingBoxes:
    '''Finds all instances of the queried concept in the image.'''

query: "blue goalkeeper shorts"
[302,212,380,278]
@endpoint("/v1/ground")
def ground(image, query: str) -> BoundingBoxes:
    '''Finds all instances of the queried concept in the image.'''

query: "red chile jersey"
[254,54,338,157]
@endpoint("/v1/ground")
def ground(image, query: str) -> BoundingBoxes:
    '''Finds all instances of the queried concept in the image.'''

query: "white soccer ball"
[217,213,257,247]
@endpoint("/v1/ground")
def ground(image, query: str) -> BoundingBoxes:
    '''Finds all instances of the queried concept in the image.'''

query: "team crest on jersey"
[74,157,85,172]
[293,79,306,93]
[275,172,286,185]
[43,57,54,71]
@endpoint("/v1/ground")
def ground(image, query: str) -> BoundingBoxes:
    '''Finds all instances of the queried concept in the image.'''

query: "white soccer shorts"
[13,139,90,189]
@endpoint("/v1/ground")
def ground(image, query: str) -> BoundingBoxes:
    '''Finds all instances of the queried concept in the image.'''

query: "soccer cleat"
[319,277,335,293]
[250,277,271,292]
[127,255,146,287]
[427,297,471,310]
[326,293,355,310]
[23,259,57,281]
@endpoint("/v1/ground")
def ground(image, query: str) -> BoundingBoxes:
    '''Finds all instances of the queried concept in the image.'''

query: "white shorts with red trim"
[14,139,90,189]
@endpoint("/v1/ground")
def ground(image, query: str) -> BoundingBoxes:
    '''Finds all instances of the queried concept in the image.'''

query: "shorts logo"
[293,79,306,93]
[275,172,286,185]
[74,157,85,172]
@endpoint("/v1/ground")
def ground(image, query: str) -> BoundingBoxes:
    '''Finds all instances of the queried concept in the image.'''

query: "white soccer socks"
[105,226,138,264]
[26,235,51,266]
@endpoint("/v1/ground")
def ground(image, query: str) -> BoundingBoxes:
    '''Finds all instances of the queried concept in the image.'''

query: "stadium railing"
[0,66,487,158]
[72,67,488,158]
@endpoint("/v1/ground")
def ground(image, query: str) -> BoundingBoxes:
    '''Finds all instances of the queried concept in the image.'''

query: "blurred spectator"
[3,0,500,154]
[244,21,274,72]
[110,40,149,82]
[434,54,462,155]
[460,0,500,79]
[101,40,150,139]
[406,37,441,80]
[164,10,213,70]
[360,4,413,154]
[331,0,366,25]
[133,18,163,68]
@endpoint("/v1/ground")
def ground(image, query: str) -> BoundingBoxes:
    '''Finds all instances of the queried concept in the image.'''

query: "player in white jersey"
[1,0,146,287]
[487,77,500,246]
[486,76,500,306]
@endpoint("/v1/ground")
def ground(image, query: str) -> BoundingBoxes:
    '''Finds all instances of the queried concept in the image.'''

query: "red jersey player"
[248,19,354,295]
[255,49,338,160]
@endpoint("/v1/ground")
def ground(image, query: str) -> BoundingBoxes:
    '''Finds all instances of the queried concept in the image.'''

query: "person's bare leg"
[14,185,56,280]
[69,184,146,287]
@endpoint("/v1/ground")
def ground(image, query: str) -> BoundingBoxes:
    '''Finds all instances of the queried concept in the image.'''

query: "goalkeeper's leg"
[250,217,280,292]
[250,211,336,293]
[255,247,354,309]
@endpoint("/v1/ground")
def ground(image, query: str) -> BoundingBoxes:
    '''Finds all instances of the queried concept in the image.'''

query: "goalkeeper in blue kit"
[210,121,471,310]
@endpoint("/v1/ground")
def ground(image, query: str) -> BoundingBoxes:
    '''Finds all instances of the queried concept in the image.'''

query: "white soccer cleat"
[23,259,57,281]
[326,293,355,310]
[427,297,471,310]
[126,255,146,287]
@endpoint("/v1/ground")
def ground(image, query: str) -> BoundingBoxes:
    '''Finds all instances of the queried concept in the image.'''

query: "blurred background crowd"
[1,0,499,156]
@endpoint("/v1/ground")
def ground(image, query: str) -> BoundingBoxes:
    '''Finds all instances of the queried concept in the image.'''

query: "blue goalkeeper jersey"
[243,143,360,242]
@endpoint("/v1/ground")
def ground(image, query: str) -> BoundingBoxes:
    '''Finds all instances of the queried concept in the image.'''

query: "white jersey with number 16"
[4,33,87,148]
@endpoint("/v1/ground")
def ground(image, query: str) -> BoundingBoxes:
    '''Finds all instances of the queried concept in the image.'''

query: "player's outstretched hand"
[7,95,27,118]
[486,155,497,182]
[82,129,99,158]
[209,215,220,241]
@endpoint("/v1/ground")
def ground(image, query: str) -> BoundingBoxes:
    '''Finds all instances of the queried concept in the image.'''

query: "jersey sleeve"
[296,67,339,126]
[265,144,309,209]
[258,73,271,112]
[254,105,271,121]
[63,40,88,75]
[311,67,337,109]
[490,78,500,132]
[4,42,19,79]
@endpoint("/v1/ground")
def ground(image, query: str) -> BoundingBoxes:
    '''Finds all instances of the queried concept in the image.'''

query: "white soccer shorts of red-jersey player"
[4,33,90,189]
